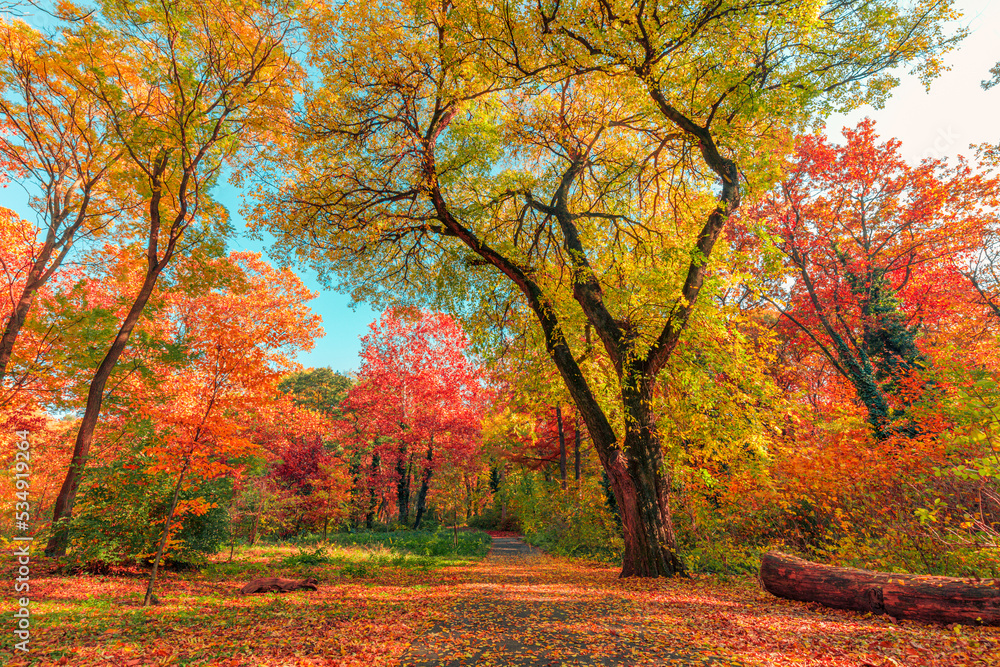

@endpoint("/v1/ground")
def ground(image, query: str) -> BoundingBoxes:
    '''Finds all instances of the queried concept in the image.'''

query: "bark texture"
[239,577,320,594]
[760,551,1000,625]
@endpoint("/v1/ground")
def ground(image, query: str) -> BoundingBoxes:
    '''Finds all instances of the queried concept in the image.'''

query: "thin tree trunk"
[228,493,238,562]
[250,509,260,546]
[498,465,506,526]
[464,472,473,520]
[0,177,102,385]
[396,445,411,526]
[574,415,581,482]
[557,404,567,490]
[413,439,433,529]
[366,453,379,529]
[46,157,180,558]
[45,263,167,556]
[144,462,188,607]
[0,245,59,381]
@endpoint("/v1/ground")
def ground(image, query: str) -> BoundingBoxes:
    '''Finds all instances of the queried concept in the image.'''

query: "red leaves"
[338,308,488,520]
[743,119,999,438]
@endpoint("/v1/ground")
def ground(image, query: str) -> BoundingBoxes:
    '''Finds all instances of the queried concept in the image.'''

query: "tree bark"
[760,551,1000,625]
[606,390,684,577]
[557,404,567,490]
[413,440,433,529]
[144,462,188,607]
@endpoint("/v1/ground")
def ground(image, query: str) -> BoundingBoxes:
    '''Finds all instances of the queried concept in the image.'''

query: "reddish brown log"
[760,551,1000,625]
[239,577,319,595]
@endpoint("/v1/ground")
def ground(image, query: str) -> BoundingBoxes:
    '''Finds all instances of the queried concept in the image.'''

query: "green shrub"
[508,470,622,562]
[282,545,332,567]
[64,451,231,571]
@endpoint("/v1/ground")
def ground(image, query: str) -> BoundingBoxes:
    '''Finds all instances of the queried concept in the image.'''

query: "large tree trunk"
[604,428,683,577]
[572,362,684,577]
[760,551,1000,625]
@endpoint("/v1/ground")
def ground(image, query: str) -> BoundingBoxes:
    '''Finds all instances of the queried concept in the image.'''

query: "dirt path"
[400,536,744,666]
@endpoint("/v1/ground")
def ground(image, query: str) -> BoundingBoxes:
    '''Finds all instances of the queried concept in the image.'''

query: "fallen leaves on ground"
[1,541,997,666]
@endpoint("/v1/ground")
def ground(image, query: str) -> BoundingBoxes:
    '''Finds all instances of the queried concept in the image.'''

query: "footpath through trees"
[400,536,743,666]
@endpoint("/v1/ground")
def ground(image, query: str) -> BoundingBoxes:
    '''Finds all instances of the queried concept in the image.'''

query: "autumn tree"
[252,0,960,576]
[964,226,1000,322]
[340,309,485,528]
[744,120,999,440]
[0,19,128,385]
[279,367,353,416]
[129,252,319,605]
[46,0,299,557]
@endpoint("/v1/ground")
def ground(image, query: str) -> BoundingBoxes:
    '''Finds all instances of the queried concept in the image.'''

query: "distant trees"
[746,120,999,440]
[339,309,487,529]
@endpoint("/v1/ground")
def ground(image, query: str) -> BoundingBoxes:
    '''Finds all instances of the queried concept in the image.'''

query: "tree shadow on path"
[399,537,745,666]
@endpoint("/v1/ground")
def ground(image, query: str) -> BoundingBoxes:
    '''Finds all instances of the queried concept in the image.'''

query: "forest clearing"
[2,0,1000,664]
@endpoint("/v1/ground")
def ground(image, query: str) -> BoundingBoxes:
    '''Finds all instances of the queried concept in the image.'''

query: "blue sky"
[2,0,996,375]
[211,179,377,375]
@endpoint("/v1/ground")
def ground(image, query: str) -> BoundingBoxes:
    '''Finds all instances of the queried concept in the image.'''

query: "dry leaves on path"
[1,539,997,666]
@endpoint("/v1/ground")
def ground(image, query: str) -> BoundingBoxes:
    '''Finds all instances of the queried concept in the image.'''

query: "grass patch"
[325,528,491,559]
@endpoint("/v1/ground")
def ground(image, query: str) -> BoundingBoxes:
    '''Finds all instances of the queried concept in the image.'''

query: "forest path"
[399,536,743,666]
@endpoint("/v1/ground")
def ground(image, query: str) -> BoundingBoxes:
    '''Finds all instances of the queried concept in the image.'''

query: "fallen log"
[239,576,319,595]
[759,551,1000,625]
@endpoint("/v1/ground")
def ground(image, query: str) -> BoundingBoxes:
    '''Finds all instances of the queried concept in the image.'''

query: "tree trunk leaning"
[759,551,1000,625]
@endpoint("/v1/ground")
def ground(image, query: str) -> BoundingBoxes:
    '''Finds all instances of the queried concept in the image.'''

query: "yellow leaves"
[54,0,88,21]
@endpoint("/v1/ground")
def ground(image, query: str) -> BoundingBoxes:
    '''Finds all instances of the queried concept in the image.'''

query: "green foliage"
[64,439,232,571]
[282,545,332,567]
[278,367,353,416]
[507,469,622,562]
[325,528,490,559]
[682,541,763,578]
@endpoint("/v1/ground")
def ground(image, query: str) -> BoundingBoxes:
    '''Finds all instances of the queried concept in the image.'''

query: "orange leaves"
[122,250,321,484]
[0,207,35,312]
